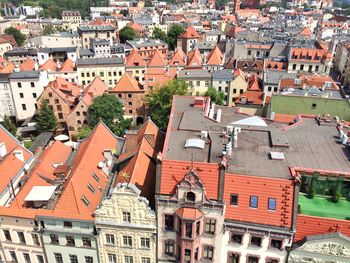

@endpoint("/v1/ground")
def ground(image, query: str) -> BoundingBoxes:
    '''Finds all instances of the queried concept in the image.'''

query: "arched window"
[186,191,196,202]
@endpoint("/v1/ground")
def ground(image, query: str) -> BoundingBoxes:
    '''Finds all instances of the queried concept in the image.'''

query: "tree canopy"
[38,100,57,132]
[75,125,92,140]
[88,94,131,136]
[119,26,137,43]
[167,24,185,50]
[2,115,17,137]
[152,27,167,42]
[4,27,25,46]
[144,79,188,131]
[204,87,224,105]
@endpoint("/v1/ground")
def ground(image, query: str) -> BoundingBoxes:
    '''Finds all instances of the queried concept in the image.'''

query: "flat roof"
[165,96,350,179]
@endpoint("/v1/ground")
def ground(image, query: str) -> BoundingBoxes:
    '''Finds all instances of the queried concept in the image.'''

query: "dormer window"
[186,191,196,202]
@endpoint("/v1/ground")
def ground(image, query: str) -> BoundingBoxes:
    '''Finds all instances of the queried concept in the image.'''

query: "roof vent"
[270,152,285,160]
[0,142,7,158]
[13,150,24,162]
[184,138,205,149]
[201,131,208,139]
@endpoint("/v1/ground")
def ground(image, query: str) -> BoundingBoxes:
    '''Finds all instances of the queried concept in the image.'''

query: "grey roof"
[9,71,40,79]
[0,73,10,81]
[55,31,80,38]
[78,25,115,32]
[78,48,95,57]
[4,48,37,56]
[165,96,350,179]
[212,69,233,81]
[126,38,167,48]
[39,47,76,53]
[76,57,124,66]
[29,132,53,152]
[205,30,224,36]
[269,42,288,58]
[263,71,297,85]
[178,70,211,79]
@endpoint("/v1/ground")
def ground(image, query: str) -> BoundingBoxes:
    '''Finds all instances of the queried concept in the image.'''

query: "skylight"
[184,138,205,149]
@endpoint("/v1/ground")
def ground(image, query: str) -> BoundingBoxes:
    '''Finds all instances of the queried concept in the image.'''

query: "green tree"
[75,125,92,140]
[204,86,224,105]
[215,0,229,9]
[88,94,131,136]
[2,115,17,137]
[167,24,185,50]
[43,25,56,35]
[4,27,25,46]
[119,9,129,17]
[152,27,167,42]
[119,26,136,43]
[144,0,152,7]
[38,100,57,132]
[144,79,188,131]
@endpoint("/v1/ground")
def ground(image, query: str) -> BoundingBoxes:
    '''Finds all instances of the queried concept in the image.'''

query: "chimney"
[193,97,204,108]
[217,156,227,202]
[155,152,162,195]
[216,109,222,122]
[13,150,24,162]
[0,142,7,158]
[233,127,241,148]
[34,62,39,71]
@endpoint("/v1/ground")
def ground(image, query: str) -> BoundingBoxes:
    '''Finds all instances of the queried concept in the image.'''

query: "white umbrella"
[54,134,69,141]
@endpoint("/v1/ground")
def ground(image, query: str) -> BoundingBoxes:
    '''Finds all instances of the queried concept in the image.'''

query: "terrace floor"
[299,194,350,220]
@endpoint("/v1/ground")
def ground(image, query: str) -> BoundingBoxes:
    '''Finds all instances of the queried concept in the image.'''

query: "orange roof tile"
[233,68,246,79]
[182,26,200,39]
[206,45,223,65]
[84,77,109,95]
[168,49,186,67]
[280,74,339,90]
[0,62,14,73]
[19,58,35,71]
[300,27,312,37]
[186,48,202,68]
[248,75,261,91]
[111,72,143,93]
[39,59,58,72]
[59,58,75,72]
[148,49,167,67]
[126,49,147,67]
[175,207,204,220]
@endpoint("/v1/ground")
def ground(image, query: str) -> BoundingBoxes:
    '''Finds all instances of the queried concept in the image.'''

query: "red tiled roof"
[280,75,339,90]
[19,58,35,71]
[175,207,204,220]
[148,49,167,67]
[59,58,75,72]
[206,46,223,65]
[84,77,108,96]
[39,59,58,72]
[111,72,143,93]
[300,27,312,37]
[126,49,147,67]
[182,26,200,39]
[186,48,202,68]
[168,49,186,67]
[248,75,261,91]
[295,215,350,242]
[264,60,287,71]
[274,113,296,124]
[0,34,17,47]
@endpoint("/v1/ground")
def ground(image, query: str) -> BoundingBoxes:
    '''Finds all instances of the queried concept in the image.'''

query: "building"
[78,25,116,49]
[0,73,16,119]
[126,38,168,59]
[9,71,48,121]
[181,26,200,53]
[212,69,233,105]
[29,31,82,49]
[76,57,125,87]
[178,70,211,95]
[62,10,82,30]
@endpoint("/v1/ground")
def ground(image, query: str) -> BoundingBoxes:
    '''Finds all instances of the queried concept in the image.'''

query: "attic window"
[267,64,272,69]
[270,152,285,160]
[87,183,95,193]
[92,172,100,182]
[81,196,90,207]
[243,63,248,68]
[186,191,196,202]
[252,63,257,68]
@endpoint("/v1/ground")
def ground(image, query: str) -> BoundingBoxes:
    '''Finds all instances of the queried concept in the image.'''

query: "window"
[300,64,304,71]
[315,65,319,72]
[250,236,262,247]
[17,82,22,88]
[69,255,78,263]
[10,251,17,262]
[227,253,240,263]
[3,229,12,241]
[66,235,75,246]
[141,257,151,263]
[64,221,73,228]
[17,231,26,244]
[185,222,192,238]
[58,113,63,119]
[205,219,216,235]
[165,215,174,231]
[82,237,92,247]
[140,237,150,248]
[123,236,132,247]
[185,249,191,263]
[203,245,214,261]
[108,254,116,263]
[87,183,95,193]
[129,110,133,114]
[292,64,296,70]
[54,253,63,263]
[81,196,90,206]
[57,105,62,111]
[248,50,252,56]
[22,104,27,111]
[85,256,93,263]
[36,255,44,263]
[128,101,132,106]
[311,103,317,109]
[23,253,30,263]
[247,255,259,263]
[20,93,24,98]
[230,194,238,205]
[270,239,283,249]
[268,198,276,210]
[196,221,200,235]
[186,191,196,202]
[250,196,258,208]
[266,258,279,263]
[122,211,131,223]
[128,94,132,98]
[50,234,59,244]
[231,233,243,244]
[124,256,133,263]
[32,93,37,98]
[92,172,99,182]
[165,240,174,256]
[32,233,40,246]
[54,99,59,104]
[106,234,115,245]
